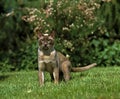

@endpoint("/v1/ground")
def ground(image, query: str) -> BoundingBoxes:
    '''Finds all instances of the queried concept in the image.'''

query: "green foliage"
[1,67,120,98]
[18,40,38,70]
[91,39,120,66]
[101,0,120,35]
[0,0,120,72]
[0,59,13,72]
[0,0,35,71]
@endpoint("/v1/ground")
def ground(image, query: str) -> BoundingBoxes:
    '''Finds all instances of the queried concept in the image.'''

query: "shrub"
[90,39,120,66]
[17,40,38,70]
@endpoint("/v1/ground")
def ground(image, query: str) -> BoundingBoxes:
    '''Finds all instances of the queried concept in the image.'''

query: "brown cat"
[38,32,96,86]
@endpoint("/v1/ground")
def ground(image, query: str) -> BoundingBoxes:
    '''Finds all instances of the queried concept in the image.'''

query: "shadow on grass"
[0,75,9,81]
[72,72,88,79]
[80,73,88,77]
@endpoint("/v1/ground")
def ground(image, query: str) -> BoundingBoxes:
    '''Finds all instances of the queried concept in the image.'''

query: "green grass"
[0,67,120,99]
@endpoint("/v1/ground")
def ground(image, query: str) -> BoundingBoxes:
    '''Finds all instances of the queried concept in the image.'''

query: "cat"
[37,31,96,85]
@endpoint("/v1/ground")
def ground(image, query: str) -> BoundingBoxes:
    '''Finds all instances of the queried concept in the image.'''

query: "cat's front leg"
[38,62,45,86]
[53,67,59,84]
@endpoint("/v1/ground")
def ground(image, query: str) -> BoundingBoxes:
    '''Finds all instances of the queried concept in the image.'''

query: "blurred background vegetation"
[0,0,120,72]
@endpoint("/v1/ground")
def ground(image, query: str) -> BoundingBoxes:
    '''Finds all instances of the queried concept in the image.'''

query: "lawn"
[0,67,120,99]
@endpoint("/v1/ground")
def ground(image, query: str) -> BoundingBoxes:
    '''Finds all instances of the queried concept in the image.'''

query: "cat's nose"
[44,43,47,46]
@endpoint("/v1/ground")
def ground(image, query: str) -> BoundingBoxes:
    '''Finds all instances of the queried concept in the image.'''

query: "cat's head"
[38,32,55,50]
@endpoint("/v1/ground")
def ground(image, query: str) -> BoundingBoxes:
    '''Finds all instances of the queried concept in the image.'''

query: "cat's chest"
[38,50,56,63]
[40,55,55,63]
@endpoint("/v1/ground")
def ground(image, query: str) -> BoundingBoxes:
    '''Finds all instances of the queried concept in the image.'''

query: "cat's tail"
[71,63,97,72]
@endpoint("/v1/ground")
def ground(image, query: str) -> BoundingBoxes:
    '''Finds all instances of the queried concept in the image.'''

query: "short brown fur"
[38,32,96,86]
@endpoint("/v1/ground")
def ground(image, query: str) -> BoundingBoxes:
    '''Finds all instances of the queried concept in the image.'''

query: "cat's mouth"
[43,47,49,50]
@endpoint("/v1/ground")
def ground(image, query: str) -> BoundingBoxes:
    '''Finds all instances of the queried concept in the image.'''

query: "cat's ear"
[50,31,55,38]
[34,27,43,38]
[37,32,43,38]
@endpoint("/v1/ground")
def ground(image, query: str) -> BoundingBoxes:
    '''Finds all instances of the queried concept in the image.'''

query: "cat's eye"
[39,39,44,44]
[48,40,51,44]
